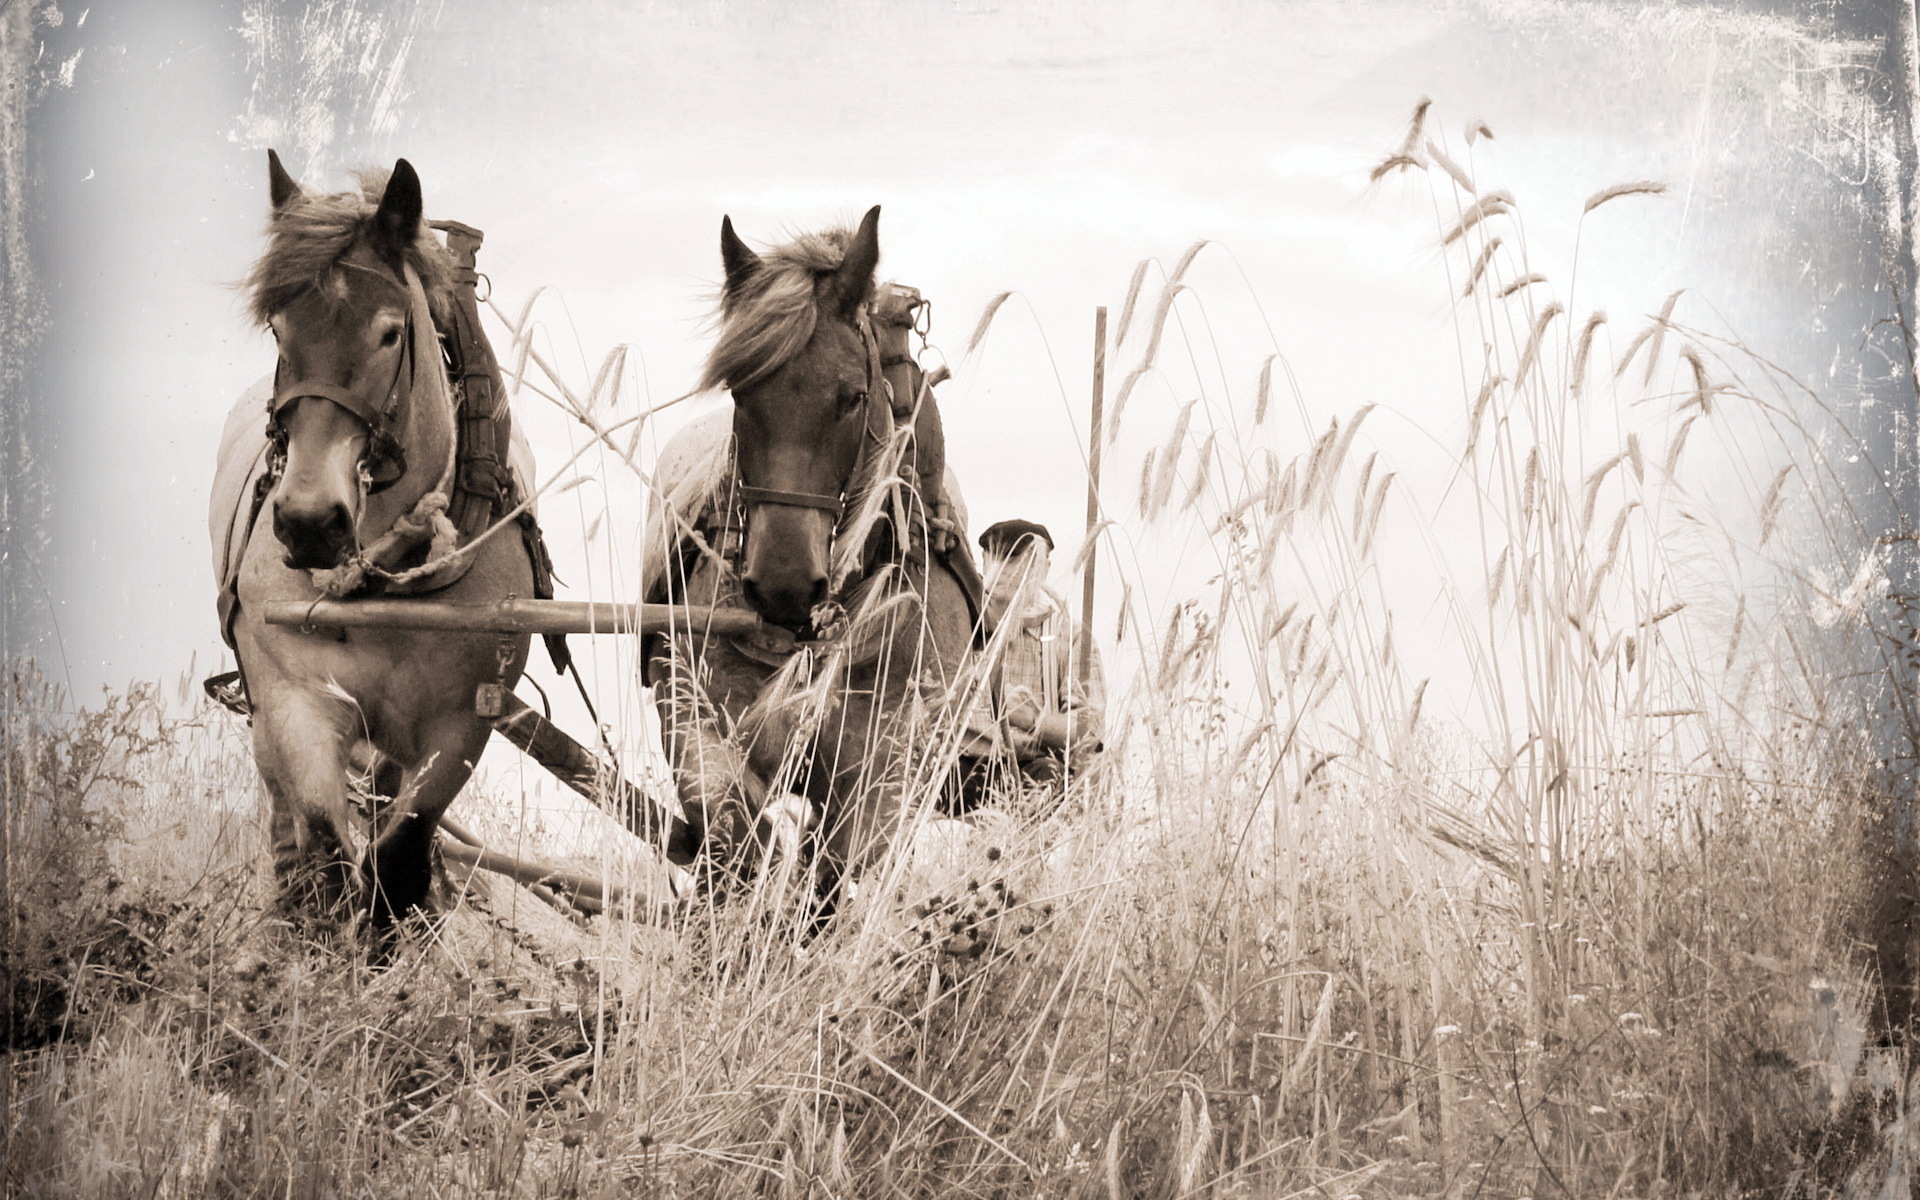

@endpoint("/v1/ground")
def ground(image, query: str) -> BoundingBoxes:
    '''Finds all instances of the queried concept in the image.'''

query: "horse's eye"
[840,387,868,413]
[379,327,402,349]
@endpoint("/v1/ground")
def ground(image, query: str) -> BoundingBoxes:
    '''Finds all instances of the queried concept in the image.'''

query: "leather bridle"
[265,260,420,495]
[736,484,846,518]
[732,313,887,529]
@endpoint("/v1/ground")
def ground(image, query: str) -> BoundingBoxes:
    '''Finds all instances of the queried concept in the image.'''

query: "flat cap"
[978,519,1053,554]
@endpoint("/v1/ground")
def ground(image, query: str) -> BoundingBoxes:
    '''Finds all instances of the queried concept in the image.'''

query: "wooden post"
[1079,307,1107,687]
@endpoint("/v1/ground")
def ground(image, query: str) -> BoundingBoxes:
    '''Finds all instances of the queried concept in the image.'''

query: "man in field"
[953,519,1105,812]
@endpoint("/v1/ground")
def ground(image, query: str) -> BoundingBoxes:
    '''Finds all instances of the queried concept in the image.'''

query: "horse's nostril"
[323,503,351,541]
[274,499,354,567]
[740,574,830,628]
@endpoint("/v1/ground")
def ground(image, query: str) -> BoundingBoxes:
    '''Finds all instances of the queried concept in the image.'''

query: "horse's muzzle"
[739,502,834,632]
[274,498,356,571]
[741,572,828,633]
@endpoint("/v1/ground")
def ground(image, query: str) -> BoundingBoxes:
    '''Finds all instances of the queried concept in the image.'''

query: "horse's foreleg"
[251,693,359,916]
[813,700,919,915]
[649,642,765,872]
[362,715,490,928]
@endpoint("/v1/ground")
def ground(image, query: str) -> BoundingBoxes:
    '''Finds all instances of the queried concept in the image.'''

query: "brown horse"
[217,153,535,930]
[643,207,979,914]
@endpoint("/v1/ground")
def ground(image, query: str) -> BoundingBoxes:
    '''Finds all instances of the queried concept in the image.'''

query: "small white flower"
[1588,1105,1608,1115]
[1568,994,1588,1005]
[1619,1012,1644,1024]
[1434,1024,1460,1038]
[1641,1027,1661,1038]
[1522,1039,1543,1052]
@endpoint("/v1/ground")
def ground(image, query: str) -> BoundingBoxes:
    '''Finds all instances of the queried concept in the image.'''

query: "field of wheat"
[6,103,1915,1198]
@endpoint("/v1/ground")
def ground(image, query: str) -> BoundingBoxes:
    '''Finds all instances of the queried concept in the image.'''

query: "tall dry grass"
[6,104,1914,1197]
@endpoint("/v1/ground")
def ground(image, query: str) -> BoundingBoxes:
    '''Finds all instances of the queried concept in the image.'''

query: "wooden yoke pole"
[1078,307,1107,687]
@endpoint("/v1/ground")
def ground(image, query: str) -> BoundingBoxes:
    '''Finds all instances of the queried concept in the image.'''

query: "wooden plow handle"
[477,684,700,868]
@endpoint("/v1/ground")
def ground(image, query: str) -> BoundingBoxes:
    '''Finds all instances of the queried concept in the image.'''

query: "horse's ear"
[267,149,302,210]
[720,215,761,296]
[825,205,881,323]
[371,158,424,261]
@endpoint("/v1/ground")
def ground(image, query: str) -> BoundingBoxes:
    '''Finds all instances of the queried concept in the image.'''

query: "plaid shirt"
[973,588,1105,759]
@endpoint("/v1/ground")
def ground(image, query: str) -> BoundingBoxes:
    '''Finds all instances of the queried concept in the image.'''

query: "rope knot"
[388,490,460,563]
[314,556,371,598]
[392,490,450,538]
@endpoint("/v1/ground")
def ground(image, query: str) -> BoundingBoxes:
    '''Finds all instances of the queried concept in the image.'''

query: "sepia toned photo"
[5,1,1920,1194]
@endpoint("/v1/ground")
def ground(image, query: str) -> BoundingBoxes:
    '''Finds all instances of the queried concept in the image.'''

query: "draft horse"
[214,153,547,930]
[643,207,979,913]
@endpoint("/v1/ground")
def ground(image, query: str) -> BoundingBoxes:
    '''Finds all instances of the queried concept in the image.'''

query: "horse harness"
[677,293,982,671]
[731,307,888,525]
[729,286,942,524]
[211,220,566,714]
[265,257,418,495]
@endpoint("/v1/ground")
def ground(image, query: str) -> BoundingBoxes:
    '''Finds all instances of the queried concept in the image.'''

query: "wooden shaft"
[1079,306,1107,688]
[441,814,577,916]
[484,687,700,867]
[262,597,760,639]
[438,838,611,913]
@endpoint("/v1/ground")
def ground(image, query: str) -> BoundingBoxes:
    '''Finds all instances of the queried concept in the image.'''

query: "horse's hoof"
[272,856,355,924]
[757,793,818,864]
[359,857,438,932]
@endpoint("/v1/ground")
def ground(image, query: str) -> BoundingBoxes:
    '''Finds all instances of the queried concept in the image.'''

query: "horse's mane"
[244,168,456,327]
[700,225,867,392]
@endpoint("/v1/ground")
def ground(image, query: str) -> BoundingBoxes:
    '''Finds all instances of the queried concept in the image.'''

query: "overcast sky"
[13,0,1897,767]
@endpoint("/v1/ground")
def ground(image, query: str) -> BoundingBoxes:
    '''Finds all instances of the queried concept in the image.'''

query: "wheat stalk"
[1462,238,1504,297]
[1425,138,1476,193]
[965,291,1015,355]
[1583,180,1668,215]
[1114,259,1151,347]
[1512,303,1565,392]
[1571,311,1606,401]
[1442,192,1514,245]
